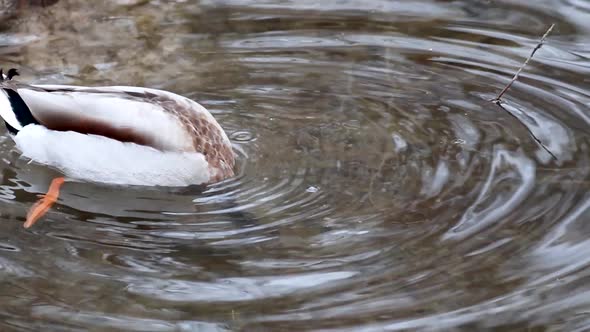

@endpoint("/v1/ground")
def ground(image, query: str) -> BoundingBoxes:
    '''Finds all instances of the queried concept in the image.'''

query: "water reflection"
[0,0,590,331]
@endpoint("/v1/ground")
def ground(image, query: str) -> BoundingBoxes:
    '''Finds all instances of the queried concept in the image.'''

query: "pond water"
[1,0,590,331]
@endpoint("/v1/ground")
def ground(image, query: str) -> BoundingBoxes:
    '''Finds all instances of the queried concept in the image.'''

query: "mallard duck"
[0,68,235,228]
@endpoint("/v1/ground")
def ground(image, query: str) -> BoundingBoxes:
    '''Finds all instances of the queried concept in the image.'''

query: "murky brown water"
[1,0,590,331]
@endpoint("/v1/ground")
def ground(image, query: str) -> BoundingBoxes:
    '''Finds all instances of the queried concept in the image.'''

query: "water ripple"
[0,0,589,331]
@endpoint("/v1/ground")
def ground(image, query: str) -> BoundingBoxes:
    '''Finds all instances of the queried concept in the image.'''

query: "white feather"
[18,88,195,152]
[31,85,234,149]
[14,124,211,186]
[0,89,21,131]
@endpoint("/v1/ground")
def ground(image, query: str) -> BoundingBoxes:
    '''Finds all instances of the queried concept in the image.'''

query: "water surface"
[1,0,590,331]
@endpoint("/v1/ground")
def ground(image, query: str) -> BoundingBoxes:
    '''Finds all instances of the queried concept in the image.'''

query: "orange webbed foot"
[24,177,65,229]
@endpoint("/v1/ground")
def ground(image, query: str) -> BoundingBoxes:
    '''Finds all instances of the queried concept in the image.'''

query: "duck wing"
[12,84,203,152]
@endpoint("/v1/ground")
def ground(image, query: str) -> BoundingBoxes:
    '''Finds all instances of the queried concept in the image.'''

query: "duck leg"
[24,177,65,228]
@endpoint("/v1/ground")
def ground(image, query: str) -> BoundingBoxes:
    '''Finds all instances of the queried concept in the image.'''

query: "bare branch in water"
[491,24,558,161]
[495,102,558,160]
[492,24,555,102]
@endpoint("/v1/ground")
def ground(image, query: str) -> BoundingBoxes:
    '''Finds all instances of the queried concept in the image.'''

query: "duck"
[0,68,235,228]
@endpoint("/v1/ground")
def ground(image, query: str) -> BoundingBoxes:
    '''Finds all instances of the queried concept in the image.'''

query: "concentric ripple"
[0,0,589,331]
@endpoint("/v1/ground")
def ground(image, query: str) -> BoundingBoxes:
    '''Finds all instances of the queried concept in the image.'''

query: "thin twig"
[492,24,555,102]
[490,24,558,161]
[495,102,558,160]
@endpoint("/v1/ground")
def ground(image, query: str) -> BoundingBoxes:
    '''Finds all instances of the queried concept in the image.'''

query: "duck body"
[0,79,235,186]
